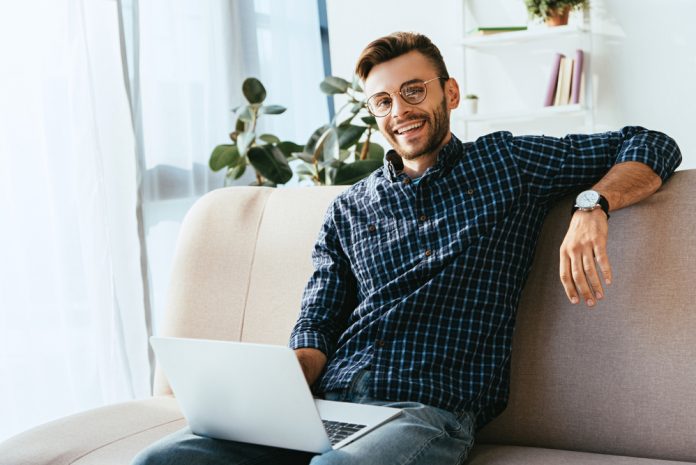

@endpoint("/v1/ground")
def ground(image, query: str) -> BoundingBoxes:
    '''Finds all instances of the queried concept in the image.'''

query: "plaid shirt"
[289,127,681,428]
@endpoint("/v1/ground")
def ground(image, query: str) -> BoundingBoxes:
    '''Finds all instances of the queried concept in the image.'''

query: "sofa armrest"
[0,396,184,465]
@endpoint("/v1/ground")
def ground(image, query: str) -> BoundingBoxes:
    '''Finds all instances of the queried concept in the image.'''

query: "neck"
[401,132,452,178]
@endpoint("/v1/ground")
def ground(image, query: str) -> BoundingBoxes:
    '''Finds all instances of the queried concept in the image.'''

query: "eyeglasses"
[366,77,446,118]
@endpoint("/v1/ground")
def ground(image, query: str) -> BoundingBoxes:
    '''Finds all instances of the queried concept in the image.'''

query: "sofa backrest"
[154,170,696,462]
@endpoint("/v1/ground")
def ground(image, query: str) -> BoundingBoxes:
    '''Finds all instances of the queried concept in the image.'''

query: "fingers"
[560,245,610,308]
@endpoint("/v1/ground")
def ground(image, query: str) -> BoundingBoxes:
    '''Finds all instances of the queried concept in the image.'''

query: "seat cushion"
[468,445,696,464]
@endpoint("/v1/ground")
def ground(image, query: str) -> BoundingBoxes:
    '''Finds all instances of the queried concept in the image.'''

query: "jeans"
[132,369,475,465]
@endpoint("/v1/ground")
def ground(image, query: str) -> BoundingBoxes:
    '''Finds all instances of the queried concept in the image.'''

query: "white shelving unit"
[459,2,594,140]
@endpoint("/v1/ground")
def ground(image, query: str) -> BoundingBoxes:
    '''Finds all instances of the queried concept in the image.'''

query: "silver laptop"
[150,336,401,453]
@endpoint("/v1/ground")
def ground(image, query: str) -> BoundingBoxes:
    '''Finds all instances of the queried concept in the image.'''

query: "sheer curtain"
[0,0,328,442]
[123,0,329,330]
[0,0,150,441]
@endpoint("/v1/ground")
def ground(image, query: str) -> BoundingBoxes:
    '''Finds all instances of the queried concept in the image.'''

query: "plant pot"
[464,98,478,115]
[545,6,570,26]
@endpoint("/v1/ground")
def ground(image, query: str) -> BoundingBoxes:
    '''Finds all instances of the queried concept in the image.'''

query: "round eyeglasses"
[366,77,446,118]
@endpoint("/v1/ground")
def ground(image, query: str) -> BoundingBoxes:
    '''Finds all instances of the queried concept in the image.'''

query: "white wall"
[326,0,695,170]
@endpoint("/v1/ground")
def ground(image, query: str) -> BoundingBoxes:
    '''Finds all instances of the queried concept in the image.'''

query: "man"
[134,32,681,465]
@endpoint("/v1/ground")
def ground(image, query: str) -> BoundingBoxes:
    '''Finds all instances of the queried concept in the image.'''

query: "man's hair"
[355,32,449,84]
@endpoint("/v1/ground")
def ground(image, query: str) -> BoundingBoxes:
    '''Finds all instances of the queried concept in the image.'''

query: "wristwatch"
[572,190,610,219]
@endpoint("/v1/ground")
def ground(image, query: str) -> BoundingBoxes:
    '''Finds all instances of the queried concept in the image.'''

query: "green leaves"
[210,74,387,188]
[237,131,255,157]
[337,125,366,150]
[259,105,286,115]
[242,78,266,104]
[248,145,293,184]
[210,144,240,171]
[333,160,383,185]
[320,76,351,94]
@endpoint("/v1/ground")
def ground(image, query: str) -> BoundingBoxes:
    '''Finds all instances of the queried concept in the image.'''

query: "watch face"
[576,190,600,208]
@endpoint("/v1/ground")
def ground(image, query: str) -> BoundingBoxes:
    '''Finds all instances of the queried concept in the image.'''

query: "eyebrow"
[372,78,424,96]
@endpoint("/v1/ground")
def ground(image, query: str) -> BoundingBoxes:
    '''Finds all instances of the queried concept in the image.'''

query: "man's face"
[363,51,459,161]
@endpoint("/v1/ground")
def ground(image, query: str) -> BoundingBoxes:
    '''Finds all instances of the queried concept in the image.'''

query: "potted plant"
[463,94,478,115]
[525,0,588,26]
[209,77,302,186]
[297,75,385,186]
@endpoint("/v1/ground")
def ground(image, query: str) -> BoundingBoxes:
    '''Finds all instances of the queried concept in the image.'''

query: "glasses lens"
[368,93,391,117]
[400,82,427,104]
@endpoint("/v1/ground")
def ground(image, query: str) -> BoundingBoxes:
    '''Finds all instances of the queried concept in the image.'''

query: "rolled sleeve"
[613,127,682,182]
[508,126,682,203]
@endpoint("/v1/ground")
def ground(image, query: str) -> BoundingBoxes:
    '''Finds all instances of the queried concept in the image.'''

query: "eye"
[402,85,425,101]
[372,94,391,110]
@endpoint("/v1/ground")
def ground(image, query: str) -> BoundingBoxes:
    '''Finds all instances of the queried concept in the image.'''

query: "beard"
[384,97,450,161]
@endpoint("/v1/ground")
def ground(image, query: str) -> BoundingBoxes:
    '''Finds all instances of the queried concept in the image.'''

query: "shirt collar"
[382,133,463,182]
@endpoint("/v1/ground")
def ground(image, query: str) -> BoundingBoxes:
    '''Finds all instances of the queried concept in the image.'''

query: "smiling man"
[134,32,681,465]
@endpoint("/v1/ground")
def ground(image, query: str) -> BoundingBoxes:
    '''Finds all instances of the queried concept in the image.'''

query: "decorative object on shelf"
[524,0,588,26]
[463,94,479,115]
[466,26,527,37]
[209,77,299,186]
[543,49,585,107]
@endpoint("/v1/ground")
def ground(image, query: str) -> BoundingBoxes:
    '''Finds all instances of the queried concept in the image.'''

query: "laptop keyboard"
[322,420,366,445]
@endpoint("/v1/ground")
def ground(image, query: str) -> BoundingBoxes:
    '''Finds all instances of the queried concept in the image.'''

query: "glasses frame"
[366,77,447,118]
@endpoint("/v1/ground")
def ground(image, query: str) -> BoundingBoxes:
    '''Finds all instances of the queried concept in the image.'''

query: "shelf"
[461,25,588,48]
[458,104,587,124]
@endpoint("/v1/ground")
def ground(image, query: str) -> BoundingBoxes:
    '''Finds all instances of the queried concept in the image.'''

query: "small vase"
[464,98,478,115]
[545,6,570,26]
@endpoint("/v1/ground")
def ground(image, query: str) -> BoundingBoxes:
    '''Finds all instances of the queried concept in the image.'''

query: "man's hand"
[295,348,327,386]
[559,208,612,307]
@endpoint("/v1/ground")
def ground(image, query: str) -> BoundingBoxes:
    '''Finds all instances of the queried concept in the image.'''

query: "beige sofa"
[2,169,695,465]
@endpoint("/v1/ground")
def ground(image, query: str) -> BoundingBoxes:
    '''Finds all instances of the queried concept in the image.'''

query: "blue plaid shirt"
[289,127,681,428]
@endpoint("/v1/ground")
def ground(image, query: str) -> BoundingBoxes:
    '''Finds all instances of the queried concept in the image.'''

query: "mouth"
[393,119,426,136]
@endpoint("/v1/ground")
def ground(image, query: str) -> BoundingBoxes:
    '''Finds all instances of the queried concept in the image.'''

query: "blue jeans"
[132,370,475,465]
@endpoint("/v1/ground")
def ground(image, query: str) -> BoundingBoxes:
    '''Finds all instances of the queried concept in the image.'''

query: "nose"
[390,93,412,119]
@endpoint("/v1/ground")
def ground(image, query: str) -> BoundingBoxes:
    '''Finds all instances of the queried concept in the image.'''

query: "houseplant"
[297,75,385,186]
[209,77,301,186]
[525,0,587,26]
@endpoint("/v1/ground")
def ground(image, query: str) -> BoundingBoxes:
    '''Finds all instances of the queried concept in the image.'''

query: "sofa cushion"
[476,171,696,461]
[0,396,183,465]
[468,445,696,464]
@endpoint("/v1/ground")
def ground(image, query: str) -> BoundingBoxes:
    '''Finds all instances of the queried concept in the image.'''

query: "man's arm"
[289,199,356,385]
[559,161,662,307]
[295,348,328,385]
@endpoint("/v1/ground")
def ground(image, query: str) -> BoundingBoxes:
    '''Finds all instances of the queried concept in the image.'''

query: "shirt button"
[367,224,376,233]
[376,339,386,348]
[424,249,433,257]
[467,188,475,195]
[419,215,427,222]
[403,178,411,185]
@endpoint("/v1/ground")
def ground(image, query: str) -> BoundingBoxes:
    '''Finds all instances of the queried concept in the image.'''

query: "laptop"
[150,336,402,453]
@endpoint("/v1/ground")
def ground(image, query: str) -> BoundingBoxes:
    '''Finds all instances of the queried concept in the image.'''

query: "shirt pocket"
[347,217,402,290]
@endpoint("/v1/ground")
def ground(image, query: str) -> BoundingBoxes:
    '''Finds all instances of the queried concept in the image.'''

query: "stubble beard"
[386,98,450,161]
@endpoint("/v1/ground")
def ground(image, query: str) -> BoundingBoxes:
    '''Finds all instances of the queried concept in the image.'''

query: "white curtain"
[127,0,329,330]
[0,0,327,442]
[0,0,150,441]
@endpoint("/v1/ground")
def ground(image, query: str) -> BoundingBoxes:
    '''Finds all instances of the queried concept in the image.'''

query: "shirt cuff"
[288,330,332,356]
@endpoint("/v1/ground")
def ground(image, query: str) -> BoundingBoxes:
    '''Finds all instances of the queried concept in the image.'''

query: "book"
[544,53,564,107]
[555,57,574,106]
[570,49,584,104]
[467,26,528,36]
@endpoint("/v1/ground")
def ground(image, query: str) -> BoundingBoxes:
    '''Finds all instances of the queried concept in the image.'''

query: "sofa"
[1,169,695,465]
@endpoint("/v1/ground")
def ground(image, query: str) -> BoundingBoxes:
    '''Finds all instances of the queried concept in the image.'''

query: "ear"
[445,78,460,110]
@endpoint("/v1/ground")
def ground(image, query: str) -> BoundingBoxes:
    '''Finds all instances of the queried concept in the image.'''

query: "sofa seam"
[237,188,273,341]
[68,417,185,464]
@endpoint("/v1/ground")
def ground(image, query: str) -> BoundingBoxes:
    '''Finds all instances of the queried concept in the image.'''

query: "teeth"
[396,121,424,134]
